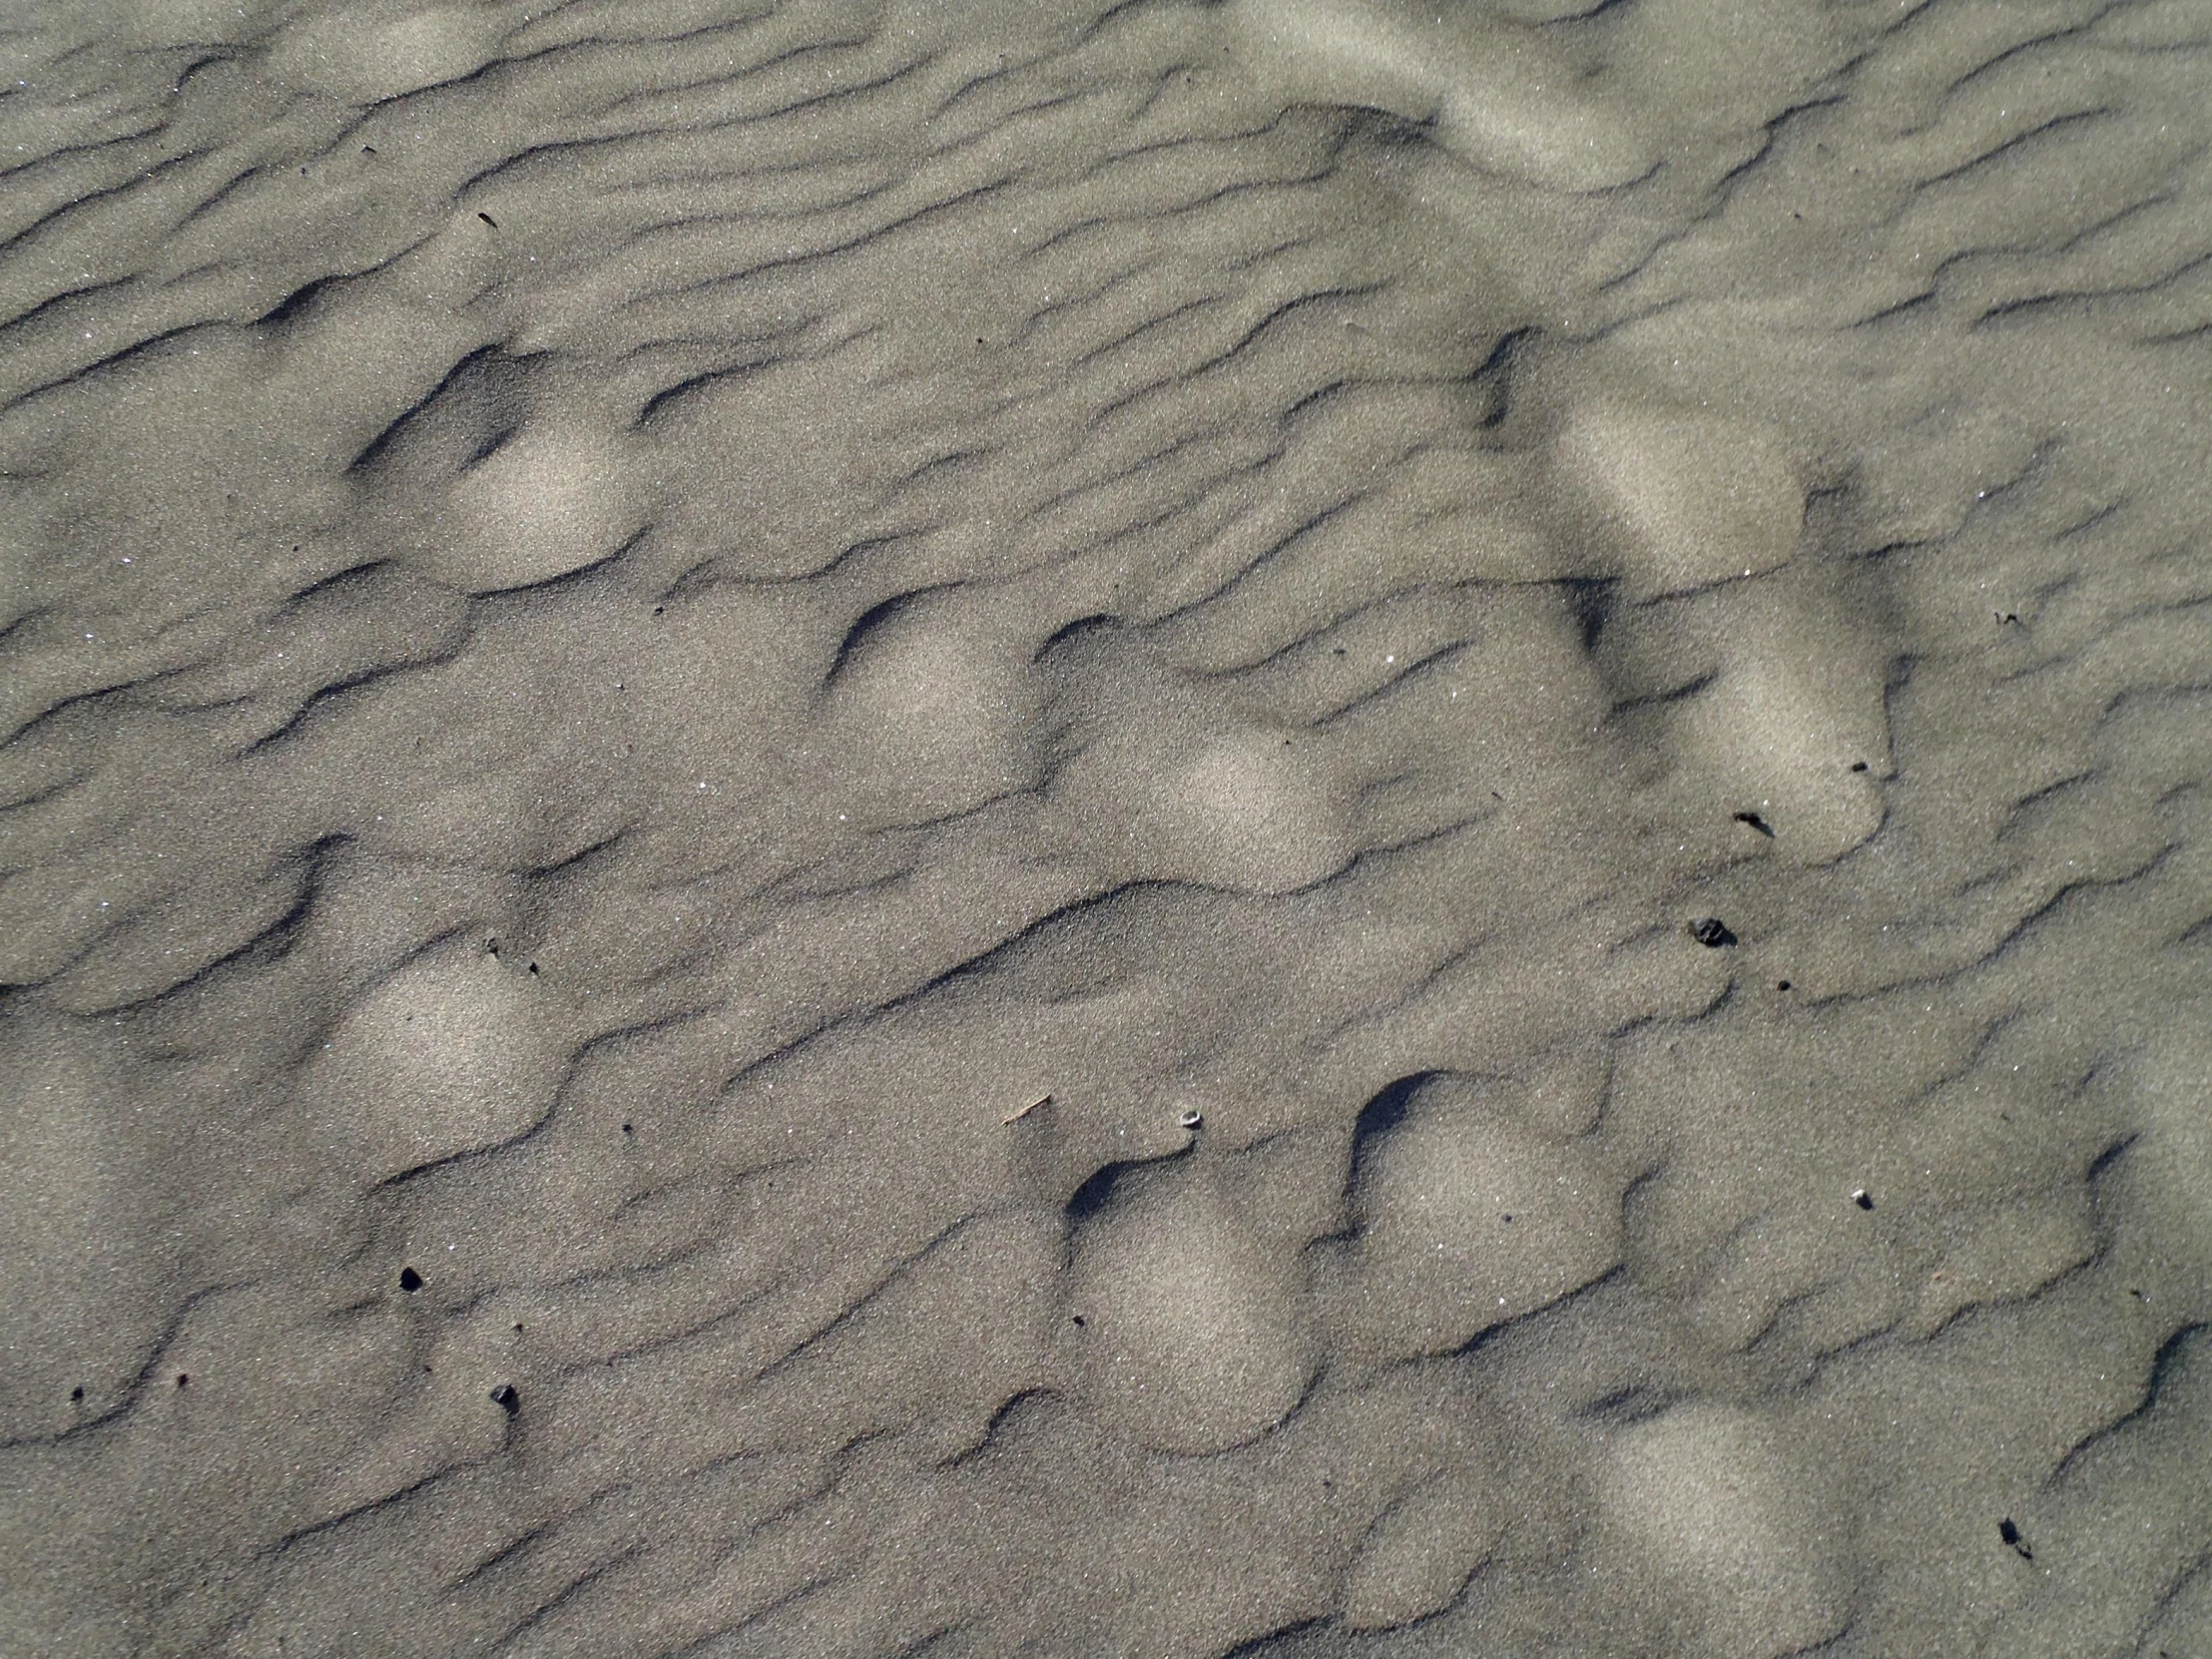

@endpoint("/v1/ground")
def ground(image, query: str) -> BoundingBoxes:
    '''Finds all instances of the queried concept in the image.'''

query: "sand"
[0,0,2208,1653]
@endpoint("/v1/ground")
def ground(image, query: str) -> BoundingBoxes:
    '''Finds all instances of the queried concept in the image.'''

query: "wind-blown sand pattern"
[1,0,2209,1653]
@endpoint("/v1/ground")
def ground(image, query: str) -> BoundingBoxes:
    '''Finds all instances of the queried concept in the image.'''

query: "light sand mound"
[1593,1404,1851,1659]
[1325,1074,1625,1361]
[307,936,572,1186]
[1065,1166,1319,1454]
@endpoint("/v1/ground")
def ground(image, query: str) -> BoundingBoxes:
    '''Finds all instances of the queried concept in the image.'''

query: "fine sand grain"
[1,1,2210,1654]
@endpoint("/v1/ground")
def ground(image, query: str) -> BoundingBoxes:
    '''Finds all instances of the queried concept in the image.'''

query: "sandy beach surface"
[2,0,2210,1653]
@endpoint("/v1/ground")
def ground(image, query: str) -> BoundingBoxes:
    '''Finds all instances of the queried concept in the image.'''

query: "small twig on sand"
[1003,1093,1051,1125]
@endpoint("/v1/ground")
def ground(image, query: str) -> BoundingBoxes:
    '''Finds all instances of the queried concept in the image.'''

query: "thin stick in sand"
[1003,1093,1051,1125]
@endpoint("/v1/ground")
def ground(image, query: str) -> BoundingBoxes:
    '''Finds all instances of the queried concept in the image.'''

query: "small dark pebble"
[70,1385,84,1403]
[477,211,498,228]
[1853,1189,1875,1210]
[1777,979,1793,991]
[1070,1315,1086,1328]
[1501,1213,1514,1224]
[1999,1518,2032,1559]
[621,1122,634,1136]
[1688,917,1737,948]
[491,1384,520,1416]
[399,1267,423,1293]
[1733,811,1775,837]
[176,1374,190,1388]
[1850,761,1870,773]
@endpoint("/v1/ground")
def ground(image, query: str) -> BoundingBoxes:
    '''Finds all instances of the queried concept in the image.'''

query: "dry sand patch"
[1,0,2209,1654]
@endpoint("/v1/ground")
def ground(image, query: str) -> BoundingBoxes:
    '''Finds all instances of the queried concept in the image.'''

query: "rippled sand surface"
[3,1,2211,1654]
